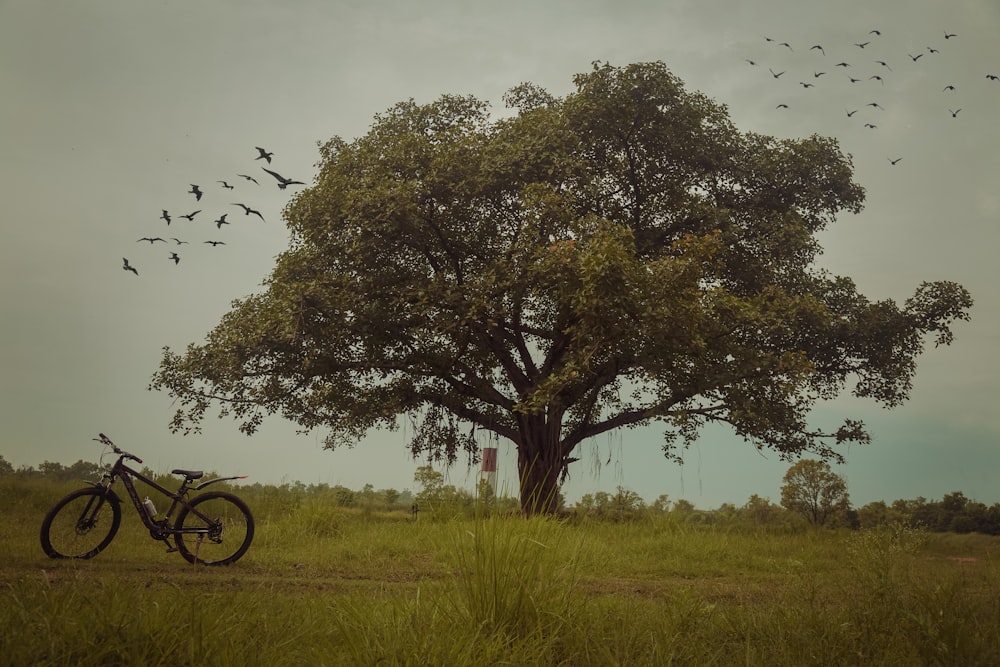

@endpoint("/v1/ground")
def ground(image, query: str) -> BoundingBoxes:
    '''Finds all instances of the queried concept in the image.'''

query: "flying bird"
[909,53,924,62]
[867,102,884,110]
[769,68,785,79]
[137,237,166,244]
[188,184,203,201]
[170,238,188,245]
[779,42,792,50]
[178,210,201,221]
[855,41,870,49]
[237,174,259,184]
[944,31,957,39]
[948,108,962,117]
[835,62,851,67]
[745,59,757,66]
[215,214,230,229]
[927,47,940,54]
[776,103,789,109]
[846,109,859,117]
[870,75,884,84]
[232,203,265,221]
[217,180,235,190]
[122,258,138,275]
[864,123,877,129]
[799,81,814,88]
[942,85,955,92]
[987,74,999,81]
[848,76,861,83]
[869,29,882,36]
[254,146,273,163]
[875,60,891,70]
[262,167,305,190]
[169,252,180,265]
[160,210,171,225]
[810,44,825,55]
[813,71,826,78]
[204,240,226,246]
[889,157,902,165]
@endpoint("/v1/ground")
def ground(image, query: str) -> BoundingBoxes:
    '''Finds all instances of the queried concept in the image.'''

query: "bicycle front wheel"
[40,487,122,559]
[174,491,254,565]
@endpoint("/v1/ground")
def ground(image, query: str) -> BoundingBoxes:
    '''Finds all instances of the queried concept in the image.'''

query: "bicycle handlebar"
[93,433,143,464]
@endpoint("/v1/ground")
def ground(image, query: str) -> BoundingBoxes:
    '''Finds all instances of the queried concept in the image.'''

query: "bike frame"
[94,455,244,538]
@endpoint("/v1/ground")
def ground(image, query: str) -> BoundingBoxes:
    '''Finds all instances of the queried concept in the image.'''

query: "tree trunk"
[515,413,565,516]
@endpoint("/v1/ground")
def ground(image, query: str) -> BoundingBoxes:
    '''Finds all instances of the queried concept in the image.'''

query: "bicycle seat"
[172,469,204,480]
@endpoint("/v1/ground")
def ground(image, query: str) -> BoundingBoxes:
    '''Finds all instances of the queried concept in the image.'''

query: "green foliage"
[886,491,1000,535]
[445,516,580,640]
[412,464,444,499]
[14,459,103,482]
[410,465,485,520]
[149,61,972,515]
[741,493,790,526]
[847,522,928,595]
[576,486,647,520]
[780,458,850,525]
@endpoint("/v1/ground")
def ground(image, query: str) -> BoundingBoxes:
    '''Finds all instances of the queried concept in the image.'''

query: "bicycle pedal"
[165,546,178,553]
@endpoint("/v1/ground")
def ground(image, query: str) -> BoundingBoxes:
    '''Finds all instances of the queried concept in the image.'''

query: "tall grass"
[3,478,1000,666]
[447,515,579,636]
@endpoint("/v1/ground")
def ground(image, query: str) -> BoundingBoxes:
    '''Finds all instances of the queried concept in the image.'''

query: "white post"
[480,446,497,496]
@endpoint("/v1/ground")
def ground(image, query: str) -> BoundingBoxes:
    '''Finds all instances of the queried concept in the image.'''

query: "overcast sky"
[2,0,997,509]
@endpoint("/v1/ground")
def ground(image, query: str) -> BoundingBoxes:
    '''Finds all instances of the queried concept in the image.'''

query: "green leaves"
[780,459,850,525]
[904,281,974,347]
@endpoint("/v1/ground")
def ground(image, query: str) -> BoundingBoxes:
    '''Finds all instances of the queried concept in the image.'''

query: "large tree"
[151,62,972,515]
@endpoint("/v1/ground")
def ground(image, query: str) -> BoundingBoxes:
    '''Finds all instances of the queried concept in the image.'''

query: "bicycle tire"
[40,487,122,559]
[174,491,254,565]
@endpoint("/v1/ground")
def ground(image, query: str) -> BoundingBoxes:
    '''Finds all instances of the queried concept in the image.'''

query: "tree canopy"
[151,61,972,515]
[780,459,850,525]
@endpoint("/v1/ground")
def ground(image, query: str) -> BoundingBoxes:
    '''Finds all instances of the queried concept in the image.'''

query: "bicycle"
[40,433,254,566]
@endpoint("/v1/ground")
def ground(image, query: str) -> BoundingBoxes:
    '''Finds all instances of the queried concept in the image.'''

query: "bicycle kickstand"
[193,534,204,563]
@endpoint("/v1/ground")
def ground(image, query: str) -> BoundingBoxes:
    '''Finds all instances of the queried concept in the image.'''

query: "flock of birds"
[742,27,997,166]
[119,28,994,279]
[121,146,304,276]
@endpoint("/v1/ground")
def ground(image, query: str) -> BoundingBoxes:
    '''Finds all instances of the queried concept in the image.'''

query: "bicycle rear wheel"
[40,487,122,559]
[174,491,254,565]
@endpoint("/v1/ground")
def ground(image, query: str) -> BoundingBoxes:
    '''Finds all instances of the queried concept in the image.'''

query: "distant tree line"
[0,455,419,512]
[855,492,1000,535]
[0,457,102,482]
[572,487,1000,535]
[569,460,1000,536]
[4,454,999,534]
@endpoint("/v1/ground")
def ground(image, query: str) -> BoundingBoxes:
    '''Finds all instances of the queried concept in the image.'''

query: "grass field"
[2,478,999,666]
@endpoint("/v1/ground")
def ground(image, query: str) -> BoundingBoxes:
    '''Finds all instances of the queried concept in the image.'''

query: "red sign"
[481,447,497,473]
